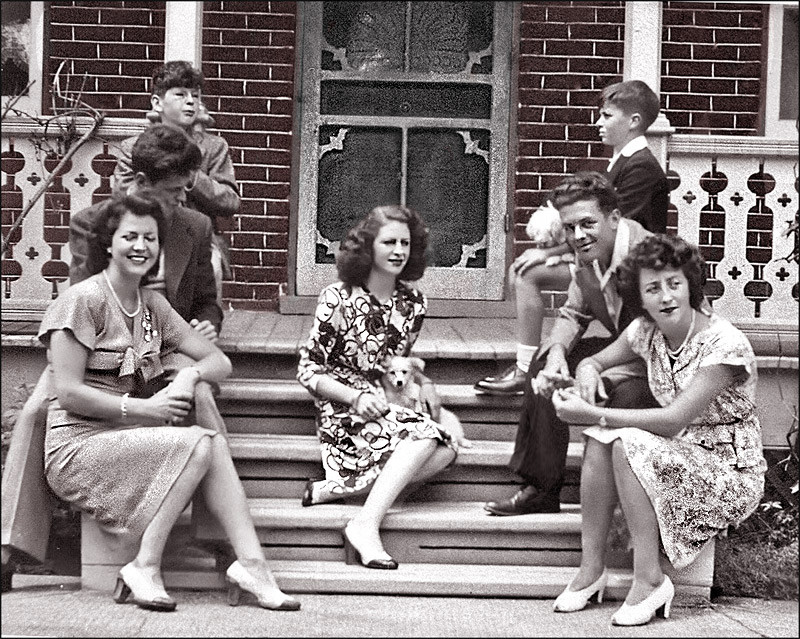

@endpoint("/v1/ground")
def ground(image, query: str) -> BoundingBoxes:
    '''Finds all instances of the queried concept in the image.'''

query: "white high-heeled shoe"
[611,575,674,626]
[553,568,608,612]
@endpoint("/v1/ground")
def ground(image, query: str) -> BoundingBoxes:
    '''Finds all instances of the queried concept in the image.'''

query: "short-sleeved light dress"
[297,281,454,499]
[584,311,766,569]
[38,273,216,538]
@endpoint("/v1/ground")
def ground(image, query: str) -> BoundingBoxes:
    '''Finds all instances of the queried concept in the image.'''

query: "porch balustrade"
[2,120,798,329]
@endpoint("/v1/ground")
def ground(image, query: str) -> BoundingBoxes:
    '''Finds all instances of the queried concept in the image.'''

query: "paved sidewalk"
[1,575,798,638]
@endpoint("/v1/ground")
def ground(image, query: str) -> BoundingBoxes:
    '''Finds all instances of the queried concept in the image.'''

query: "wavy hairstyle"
[92,194,167,273]
[549,171,619,217]
[130,123,202,184]
[336,205,429,287]
[616,233,708,317]
[151,60,204,96]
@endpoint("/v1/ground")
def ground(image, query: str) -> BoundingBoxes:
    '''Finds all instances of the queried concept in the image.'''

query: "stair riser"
[238,475,581,504]
[227,352,507,385]
[240,479,580,504]
[222,415,589,443]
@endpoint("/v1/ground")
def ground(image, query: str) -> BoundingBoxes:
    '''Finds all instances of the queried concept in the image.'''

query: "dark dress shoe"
[474,365,527,395]
[484,485,560,516]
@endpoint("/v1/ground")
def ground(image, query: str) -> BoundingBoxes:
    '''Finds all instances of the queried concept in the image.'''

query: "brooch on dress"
[142,308,158,342]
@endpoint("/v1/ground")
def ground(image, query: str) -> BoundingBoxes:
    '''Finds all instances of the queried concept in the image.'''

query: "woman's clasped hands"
[135,367,200,427]
[552,387,594,424]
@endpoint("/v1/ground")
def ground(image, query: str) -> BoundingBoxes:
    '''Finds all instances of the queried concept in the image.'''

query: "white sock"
[516,344,538,374]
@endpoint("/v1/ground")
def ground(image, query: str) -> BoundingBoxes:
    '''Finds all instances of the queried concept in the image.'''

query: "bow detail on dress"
[118,347,164,383]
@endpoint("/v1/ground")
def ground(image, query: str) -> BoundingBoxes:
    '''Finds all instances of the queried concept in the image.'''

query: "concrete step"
[170,561,711,603]
[194,498,585,566]
[215,379,589,444]
[81,514,713,602]
[79,559,709,602]
[227,433,582,502]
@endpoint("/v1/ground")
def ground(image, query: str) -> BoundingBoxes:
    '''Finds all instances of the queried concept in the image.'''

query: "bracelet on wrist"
[120,393,130,421]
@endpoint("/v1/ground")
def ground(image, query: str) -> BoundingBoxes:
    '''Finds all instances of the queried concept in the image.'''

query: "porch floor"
[3,308,796,360]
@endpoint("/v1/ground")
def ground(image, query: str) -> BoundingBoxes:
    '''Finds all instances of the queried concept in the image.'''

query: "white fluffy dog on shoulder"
[525,201,575,267]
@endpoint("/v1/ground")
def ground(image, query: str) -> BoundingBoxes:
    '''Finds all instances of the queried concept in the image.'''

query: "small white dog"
[381,355,473,449]
[381,356,426,412]
[525,201,575,267]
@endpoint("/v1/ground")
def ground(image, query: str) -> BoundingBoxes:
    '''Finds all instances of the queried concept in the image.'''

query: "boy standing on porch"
[474,79,669,396]
[113,60,240,303]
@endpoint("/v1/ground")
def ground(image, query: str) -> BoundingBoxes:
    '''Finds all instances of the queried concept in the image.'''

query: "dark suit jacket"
[69,199,223,333]
[607,146,669,234]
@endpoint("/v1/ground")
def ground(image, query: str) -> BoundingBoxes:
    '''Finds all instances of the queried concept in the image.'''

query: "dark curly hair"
[616,233,708,318]
[336,205,429,287]
[130,123,202,184]
[92,194,167,273]
[151,60,204,96]
[549,171,619,216]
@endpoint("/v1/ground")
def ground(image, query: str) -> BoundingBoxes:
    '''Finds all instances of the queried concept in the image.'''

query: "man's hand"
[531,348,571,399]
[190,318,218,342]
[511,248,549,277]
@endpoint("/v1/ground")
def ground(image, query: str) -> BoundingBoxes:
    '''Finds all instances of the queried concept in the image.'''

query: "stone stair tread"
[158,560,707,601]
[220,498,582,533]
[227,432,584,468]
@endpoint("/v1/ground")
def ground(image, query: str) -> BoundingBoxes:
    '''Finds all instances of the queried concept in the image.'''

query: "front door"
[295,1,514,300]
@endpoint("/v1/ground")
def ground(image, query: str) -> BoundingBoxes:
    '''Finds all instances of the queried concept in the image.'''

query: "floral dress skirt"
[313,369,455,499]
[584,423,764,569]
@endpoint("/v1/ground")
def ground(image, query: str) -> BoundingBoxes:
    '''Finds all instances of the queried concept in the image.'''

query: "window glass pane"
[1,1,31,97]
[322,1,407,72]
[409,1,493,74]
[779,7,798,121]
[321,1,493,74]
[407,129,489,268]
[316,126,402,263]
[320,80,492,118]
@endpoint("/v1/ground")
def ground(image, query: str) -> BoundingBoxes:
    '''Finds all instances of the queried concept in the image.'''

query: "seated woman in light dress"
[297,204,469,570]
[551,234,765,626]
[39,195,299,612]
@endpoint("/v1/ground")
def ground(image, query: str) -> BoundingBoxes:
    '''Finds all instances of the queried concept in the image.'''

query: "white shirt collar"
[607,135,648,171]
[592,219,629,289]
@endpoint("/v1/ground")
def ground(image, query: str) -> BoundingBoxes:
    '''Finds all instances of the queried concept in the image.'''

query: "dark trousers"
[509,337,658,496]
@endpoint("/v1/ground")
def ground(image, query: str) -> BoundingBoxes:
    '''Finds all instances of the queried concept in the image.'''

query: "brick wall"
[48,1,166,116]
[661,2,764,135]
[202,1,296,311]
[38,1,769,311]
[515,1,624,278]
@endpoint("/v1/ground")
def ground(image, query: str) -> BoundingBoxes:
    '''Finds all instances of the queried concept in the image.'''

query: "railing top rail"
[669,134,799,157]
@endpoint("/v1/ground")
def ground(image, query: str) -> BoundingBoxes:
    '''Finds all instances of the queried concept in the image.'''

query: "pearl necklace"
[103,270,141,318]
[665,309,696,358]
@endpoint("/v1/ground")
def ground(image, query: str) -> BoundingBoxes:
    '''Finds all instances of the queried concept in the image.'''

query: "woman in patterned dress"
[550,234,765,626]
[40,195,300,612]
[297,205,469,569]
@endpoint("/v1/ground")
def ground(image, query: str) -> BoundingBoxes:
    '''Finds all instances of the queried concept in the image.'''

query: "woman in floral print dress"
[297,205,468,570]
[551,234,765,626]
